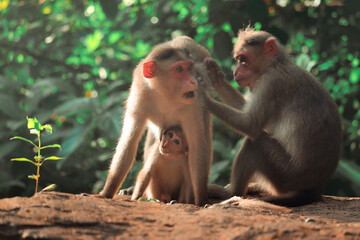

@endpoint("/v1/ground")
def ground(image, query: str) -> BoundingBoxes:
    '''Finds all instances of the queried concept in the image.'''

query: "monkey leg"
[132,142,160,200]
[182,118,212,206]
[161,193,171,203]
[178,183,189,203]
[229,136,265,197]
[230,132,322,207]
[178,165,194,204]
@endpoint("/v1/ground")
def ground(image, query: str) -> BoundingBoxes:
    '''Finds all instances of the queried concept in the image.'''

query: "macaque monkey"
[132,126,192,203]
[100,37,214,206]
[131,124,230,203]
[200,28,342,207]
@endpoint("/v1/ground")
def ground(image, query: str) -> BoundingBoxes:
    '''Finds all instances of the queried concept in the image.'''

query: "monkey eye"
[236,54,247,63]
[176,66,183,73]
[168,132,174,138]
[174,139,180,145]
[188,64,193,71]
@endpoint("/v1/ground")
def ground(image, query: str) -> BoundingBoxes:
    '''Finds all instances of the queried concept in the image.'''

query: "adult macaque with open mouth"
[100,37,214,206]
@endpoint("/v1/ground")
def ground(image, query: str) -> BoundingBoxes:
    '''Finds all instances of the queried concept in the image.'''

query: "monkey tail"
[207,184,232,200]
[262,189,322,207]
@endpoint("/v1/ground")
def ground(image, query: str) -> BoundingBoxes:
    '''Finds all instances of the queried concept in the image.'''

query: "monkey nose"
[233,67,239,77]
[190,76,197,87]
[162,142,169,148]
[187,62,194,73]
[172,61,194,74]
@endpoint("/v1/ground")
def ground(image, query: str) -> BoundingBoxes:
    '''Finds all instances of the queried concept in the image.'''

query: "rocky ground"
[0,192,359,239]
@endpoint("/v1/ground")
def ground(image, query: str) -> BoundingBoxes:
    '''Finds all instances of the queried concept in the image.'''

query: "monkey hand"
[204,58,225,89]
[196,78,211,107]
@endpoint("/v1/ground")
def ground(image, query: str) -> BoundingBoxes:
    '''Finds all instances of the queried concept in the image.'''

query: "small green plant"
[10,117,63,194]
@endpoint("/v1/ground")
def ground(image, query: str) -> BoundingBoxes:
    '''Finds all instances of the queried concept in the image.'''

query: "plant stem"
[35,131,41,194]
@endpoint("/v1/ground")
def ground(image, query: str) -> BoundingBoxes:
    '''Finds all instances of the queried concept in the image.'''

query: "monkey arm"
[132,167,152,200]
[204,96,265,141]
[204,58,246,109]
[132,143,160,200]
[215,80,246,109]
[100,113,147,198]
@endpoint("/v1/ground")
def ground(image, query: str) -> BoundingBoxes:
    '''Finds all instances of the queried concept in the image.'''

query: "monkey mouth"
[182,91,195,99]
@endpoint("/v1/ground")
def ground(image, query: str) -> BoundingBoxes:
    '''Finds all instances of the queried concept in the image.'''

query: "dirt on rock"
[0,192,359,239]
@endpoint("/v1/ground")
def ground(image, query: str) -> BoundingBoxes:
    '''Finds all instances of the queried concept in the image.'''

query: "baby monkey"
[132,126,193,203]
[128,124,230,203]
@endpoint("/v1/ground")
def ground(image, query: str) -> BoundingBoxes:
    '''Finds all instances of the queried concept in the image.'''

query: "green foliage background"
[1,0,359,198]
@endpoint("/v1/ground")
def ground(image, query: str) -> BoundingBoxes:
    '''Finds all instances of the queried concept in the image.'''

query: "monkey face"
[233,40,271,90]
[143,50,198,105]
[171,61,198,104]
[160,130,188,156]
[233,49,257,89]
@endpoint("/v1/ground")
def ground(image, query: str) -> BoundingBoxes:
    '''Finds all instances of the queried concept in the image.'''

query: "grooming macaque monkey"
[200,28,342,207]
[100,37,214,205]
[132,126,191,203]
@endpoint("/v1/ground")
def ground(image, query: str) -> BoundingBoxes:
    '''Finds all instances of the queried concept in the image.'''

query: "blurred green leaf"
[40,124,53,134]
[84,30,102,53]
[42,156,63,165]
[0,0,9,11]
[41,144,62,150]
[40,184,57,192]
[11,158,36,166]
[108,31,123,44]
[350,69,360,84]
[318,59,335,71]
[28,175,38,180]
[10,136,37,148]
[27,117,41,131]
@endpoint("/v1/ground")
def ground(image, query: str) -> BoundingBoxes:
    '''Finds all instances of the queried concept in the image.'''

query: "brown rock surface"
[0,192,359,239]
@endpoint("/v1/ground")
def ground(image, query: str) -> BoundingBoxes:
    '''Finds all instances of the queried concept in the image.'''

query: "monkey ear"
[264,38,278,57]
[143,61,156,78]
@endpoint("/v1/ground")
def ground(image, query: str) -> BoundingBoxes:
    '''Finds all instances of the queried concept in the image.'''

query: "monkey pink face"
[160,130,187,155]
[233,38,277,90]
[143,58,197,104]
[233,52,256,89]
[233,38,273,90]
[170,61,197,104]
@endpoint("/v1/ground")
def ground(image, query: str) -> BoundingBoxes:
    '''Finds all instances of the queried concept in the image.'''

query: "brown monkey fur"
[131,122,231,203]
[200,28,342,207]
[131,63,231,203]
[100,38,214,206]
[132,126,192,203]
